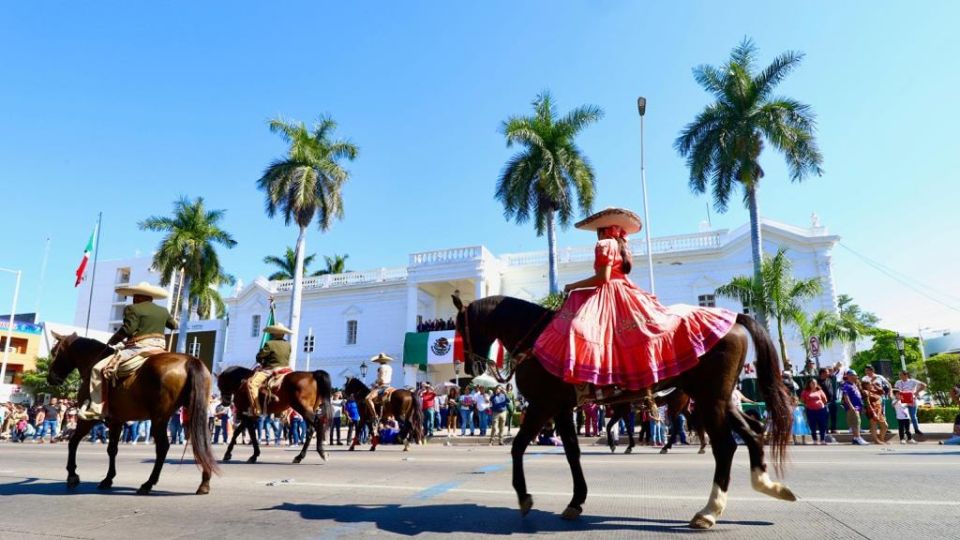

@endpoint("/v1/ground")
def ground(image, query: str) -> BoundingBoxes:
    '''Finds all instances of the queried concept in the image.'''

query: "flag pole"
[84,212,102,337]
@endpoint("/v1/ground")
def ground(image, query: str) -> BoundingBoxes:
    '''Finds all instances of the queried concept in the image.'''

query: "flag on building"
[74,225,97,287]
[260,298,276,348]
[403,330,464,368]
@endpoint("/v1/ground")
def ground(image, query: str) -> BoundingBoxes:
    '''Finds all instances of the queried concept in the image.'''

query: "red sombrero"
[575,208,642,234]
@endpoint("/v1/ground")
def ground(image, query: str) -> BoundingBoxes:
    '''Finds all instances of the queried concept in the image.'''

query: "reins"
[461,300,555,384]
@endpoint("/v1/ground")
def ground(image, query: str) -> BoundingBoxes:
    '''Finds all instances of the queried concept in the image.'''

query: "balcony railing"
[409,246,485,266]
[273,266,408,292]
[500,230,726,267]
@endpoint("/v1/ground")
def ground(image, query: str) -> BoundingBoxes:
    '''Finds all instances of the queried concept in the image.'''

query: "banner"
[404,330,463,367]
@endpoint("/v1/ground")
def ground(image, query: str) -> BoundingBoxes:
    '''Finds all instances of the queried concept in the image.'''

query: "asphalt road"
[0,438,956,540]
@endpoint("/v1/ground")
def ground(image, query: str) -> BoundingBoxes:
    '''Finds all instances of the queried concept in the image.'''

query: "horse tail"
[738,313,792,475]
[312,370,333,427]
[409,392,425,443]
[185,357,220,477]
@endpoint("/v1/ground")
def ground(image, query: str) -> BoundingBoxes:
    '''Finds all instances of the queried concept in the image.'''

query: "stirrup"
[574,383,594,406]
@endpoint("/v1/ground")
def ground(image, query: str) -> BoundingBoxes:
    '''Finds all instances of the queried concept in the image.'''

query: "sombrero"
[575,208,642,234]
[263,323,293,335]
[370,353,394,364]
[115,281,169,299]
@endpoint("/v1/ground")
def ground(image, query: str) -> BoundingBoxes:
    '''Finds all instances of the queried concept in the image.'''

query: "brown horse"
[343,377,424,452]
[47,332,218,495]
[453,294,795,530]
[217,365,332,464]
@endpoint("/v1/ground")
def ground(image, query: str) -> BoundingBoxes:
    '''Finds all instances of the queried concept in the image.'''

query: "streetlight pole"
[637,96,656,294]
[895,333,906,372]
[0,268,23,390]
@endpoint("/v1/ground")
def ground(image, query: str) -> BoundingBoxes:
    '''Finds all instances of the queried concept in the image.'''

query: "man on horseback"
[247,323,292,417]
[79,282,176,421]
[363,353,394,428]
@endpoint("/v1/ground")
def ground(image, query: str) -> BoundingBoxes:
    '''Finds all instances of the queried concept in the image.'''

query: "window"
[251,315,261,338]
[742,303,752,315]
[116,267,131,284]
[303,334,315,353]
[189,340,201,356]
[697,294,716,308]
[0,337,28,354]
[346,320,358,345]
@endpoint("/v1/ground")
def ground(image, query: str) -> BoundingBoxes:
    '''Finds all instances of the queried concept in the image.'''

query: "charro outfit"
[247,324,292,416]
[364,353,394,422]
[80,282,176,420]
[533,208,738,392]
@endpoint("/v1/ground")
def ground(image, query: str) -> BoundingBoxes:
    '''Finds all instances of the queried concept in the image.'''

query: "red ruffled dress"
[533,239,739,390]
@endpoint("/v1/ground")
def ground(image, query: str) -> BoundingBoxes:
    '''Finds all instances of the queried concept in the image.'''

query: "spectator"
[329,391,344,445]
[731,384,755,412]
[582,402,599,438]
[475,387,490,437]
[213,400,230,444]
[290,409,306,446]
[801,379,829,445]
[34,397,61,444]
[169,407,185,445]
[446,388,459,436]
[344,394,360,444]
[458,386,475,436]
[818,368,839,436]
[938,414,960,446]
[892,389,916,444]
[862,365,892,398]
[801,360,817,377]
[488,386,509,445]
[861,379,889,445]
[420,384,437,437]
[667,402,690,447]
[537,420,562,446]
[894,371,926,437]
[791,396,810,445]
[89,421,108,444]
[650,405,665,447]
[840,370,869,445]
[379,417,400,444]
[505,384,516,435]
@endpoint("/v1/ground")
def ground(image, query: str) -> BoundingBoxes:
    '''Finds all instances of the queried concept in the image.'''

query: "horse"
[47,332,218,495]
[342,378,424,452]
[453,294,795,530]
[216,365,333,464]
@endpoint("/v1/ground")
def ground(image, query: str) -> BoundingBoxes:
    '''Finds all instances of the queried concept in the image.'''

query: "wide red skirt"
[533,279,738,390]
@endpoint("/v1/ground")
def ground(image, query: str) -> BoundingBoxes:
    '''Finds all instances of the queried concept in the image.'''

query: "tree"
[716,248,822,369]
[316,254,350,276]
[140,197,237,352]
[21,357,81,399]
[263,246,319,280]
[539,292,565,311]
[792,309,865,365]
[925,353,960,406]
[837,294,880,329]
[676,38,824,327]
[258,115,358,368]
[851,329,923,376]
[497,91,601,295]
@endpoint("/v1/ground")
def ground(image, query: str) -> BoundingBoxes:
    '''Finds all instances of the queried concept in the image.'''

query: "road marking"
[265,481,960,507]
[414,480,463,500]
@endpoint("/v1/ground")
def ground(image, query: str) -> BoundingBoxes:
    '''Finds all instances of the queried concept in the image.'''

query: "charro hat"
[264,322,293,335]
[115,281,169,299]
[370,352,393,364]
[575,208,642,234]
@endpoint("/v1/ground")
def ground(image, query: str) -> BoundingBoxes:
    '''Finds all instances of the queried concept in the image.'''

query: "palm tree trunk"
[288,225,307,369]
[545,210,560,295]
[176,275,192,354]
[776,314,790,371]
[746,183,768,327]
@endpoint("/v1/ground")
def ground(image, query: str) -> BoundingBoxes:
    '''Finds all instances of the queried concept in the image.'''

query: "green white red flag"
[74,225,97,286]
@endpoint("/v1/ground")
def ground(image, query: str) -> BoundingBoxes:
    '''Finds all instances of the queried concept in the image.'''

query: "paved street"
[0,439,956,540]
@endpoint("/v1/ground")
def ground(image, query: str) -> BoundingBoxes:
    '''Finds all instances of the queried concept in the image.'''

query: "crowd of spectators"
[416,318,455,332]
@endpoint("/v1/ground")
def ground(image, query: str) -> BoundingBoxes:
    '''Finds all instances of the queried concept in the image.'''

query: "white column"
[403,364,419,388]
[405,284,419,332]
[473,274,484,302]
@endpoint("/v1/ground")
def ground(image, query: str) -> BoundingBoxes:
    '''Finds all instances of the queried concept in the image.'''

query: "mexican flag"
[74,225,97,287]
[260,300,276,347]
[403,330,463,367]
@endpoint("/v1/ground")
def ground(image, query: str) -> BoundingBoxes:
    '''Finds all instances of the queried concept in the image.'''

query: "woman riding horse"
[453,207,795,530]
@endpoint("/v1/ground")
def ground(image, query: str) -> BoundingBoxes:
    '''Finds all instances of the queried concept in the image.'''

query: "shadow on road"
[0,477,193,497]
[263,501,773,535]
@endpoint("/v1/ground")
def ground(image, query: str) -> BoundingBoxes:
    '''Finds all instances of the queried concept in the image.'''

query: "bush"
[916,406,959,424]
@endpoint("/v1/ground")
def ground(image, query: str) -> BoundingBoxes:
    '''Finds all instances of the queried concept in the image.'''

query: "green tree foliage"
[925,353,960,406]
[851,329,923,375]
[539,293,565,311]
[316,254,350,275]
[837,294,880,329]
[263,246,319,280]
[20,357,81,399]
[497,91,601,295]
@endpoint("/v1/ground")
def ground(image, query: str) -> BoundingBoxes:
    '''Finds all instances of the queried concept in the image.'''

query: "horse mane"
[345,377,370,398]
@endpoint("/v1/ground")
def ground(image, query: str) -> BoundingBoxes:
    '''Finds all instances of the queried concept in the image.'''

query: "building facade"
[223,218,845,388]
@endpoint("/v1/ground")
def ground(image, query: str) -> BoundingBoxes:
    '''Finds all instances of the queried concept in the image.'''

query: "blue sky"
[2,2,958,333]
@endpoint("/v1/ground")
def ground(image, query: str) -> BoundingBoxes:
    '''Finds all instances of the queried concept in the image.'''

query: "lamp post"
[895,333,906,372]
[637,96,656,294]
[453,360,461,389]
[359,360,368,381]
[0,267,22,392]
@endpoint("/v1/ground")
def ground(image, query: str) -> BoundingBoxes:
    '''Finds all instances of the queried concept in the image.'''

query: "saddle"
[104,349,167,385]
[581,384,675,408]
[266,368,293,394]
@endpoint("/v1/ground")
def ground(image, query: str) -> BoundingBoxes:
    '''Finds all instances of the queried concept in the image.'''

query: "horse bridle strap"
[461,304,552,383]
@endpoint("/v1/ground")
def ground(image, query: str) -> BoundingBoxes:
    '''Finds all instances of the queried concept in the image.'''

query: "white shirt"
[331,398,343,418]
[894,379,921,394]
[376,364,393,386]
[862,374,890,391]
[731,389,745,411]
[474,391,489,412]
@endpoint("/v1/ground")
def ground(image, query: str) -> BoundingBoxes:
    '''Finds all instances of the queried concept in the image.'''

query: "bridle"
[459,301,554,383]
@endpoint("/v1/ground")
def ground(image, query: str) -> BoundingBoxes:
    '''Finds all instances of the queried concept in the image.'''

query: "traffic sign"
[809,336,821,358]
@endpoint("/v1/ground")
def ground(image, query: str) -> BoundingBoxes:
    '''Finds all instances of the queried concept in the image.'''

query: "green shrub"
[917,406,959,424]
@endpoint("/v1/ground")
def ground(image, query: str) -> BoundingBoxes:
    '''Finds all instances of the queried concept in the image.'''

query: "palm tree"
[316,254,350,275]
[263,246,319,280]
[792,309,865,366]
[497,91,602,294]
[715,248,822,369]
[140,197,237,352]
[676,38,824,326]
[257,115,358,368]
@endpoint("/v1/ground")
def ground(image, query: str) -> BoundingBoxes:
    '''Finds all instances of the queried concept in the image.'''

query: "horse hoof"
[369,446,376,452]
[96,480,113,490]
[697,448,706,455]
[196,484,210,495]
[136,484,152,496]
[624,447,633,454]
[223,454,232,462]
[292,456,304,464]
[66,475,80,489]
[561,505,582,521]
[519,494,534,516]
[659,447,669,455]
[246,456,258,464]
[348,446,355,452]
[690,513,716,529]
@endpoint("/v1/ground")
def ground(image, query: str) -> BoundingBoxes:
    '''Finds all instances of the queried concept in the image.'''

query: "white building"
[223,218,845,387]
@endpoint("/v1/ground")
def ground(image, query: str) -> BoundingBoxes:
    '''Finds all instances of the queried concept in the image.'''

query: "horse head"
[344,377,369,398]
[217,365,253,405]
[452,292,497,377]
[47,331,79,385]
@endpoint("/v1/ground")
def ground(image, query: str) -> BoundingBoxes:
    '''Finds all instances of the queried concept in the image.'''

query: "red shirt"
[421,391,437,410]
[801,389,827,411]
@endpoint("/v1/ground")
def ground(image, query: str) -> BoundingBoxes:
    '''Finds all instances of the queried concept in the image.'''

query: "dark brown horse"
[217,366,332,464]
[453,295,795,530]
[343,378,424,452]
[47,332,218,495]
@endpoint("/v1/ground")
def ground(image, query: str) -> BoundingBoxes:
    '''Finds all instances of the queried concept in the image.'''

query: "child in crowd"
[892,389,915,444]
[537,420,562,446]
[939,414,960,446]
[792,396,810,445]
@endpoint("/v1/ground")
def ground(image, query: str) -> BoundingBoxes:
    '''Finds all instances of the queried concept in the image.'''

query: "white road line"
[260,481,960,507]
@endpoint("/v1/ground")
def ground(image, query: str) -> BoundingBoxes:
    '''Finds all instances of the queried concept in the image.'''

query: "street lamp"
[895,333,906,372]
[637,96,656,294]
[359,360,368,380]
[0,267,22,393]
[453,360,461,388]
